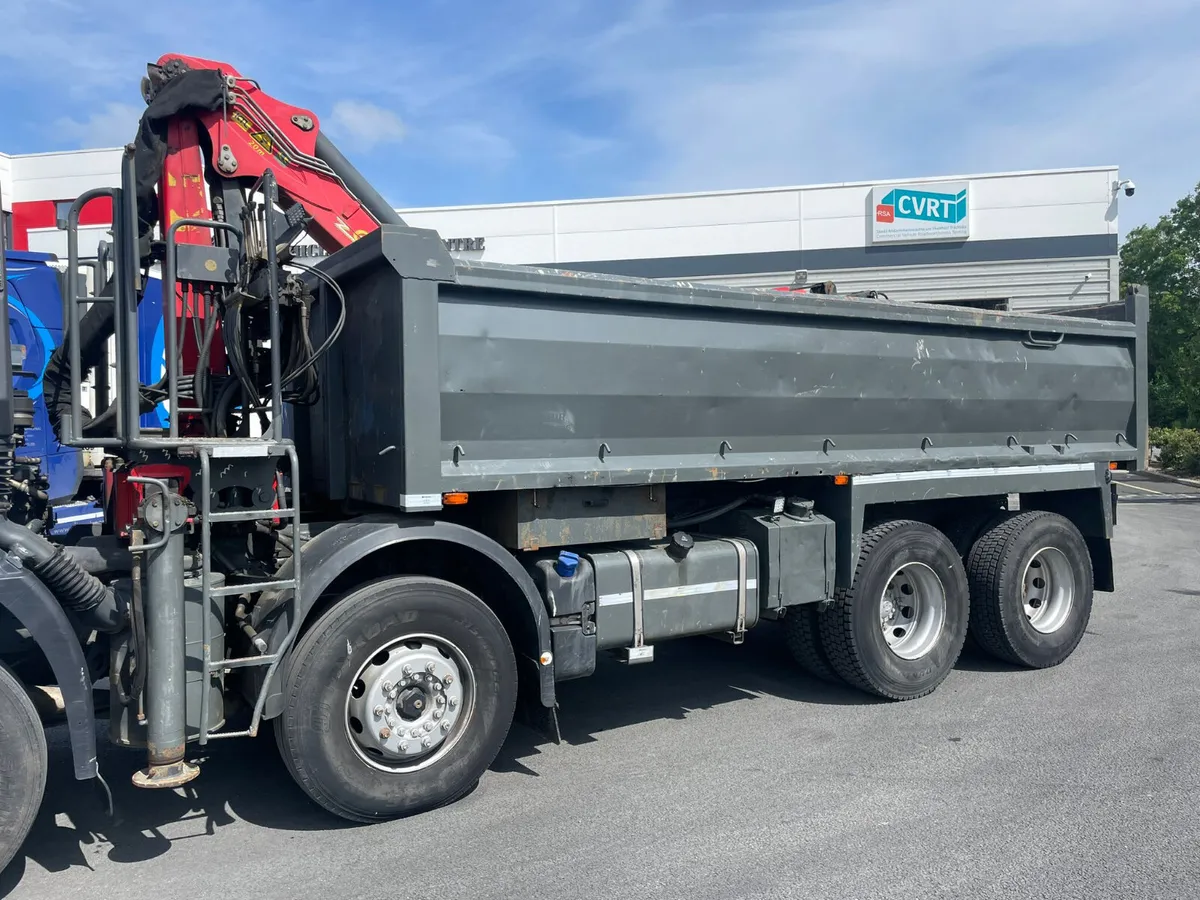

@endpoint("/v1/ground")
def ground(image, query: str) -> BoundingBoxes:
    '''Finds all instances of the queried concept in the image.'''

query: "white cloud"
[556,133,617,161]
[433,122,516,165]
[5,0,1199,228]
[327,100,406,150]
[567,0,1200,231]
[53,102,143,149]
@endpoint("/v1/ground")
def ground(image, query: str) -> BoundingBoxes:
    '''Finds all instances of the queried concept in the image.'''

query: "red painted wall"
[10,196,113,251]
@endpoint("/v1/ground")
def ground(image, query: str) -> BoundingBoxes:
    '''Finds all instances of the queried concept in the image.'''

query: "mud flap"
[0,554,99,780]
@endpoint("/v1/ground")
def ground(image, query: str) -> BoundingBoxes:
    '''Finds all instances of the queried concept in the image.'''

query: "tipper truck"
[0,54,1148,870]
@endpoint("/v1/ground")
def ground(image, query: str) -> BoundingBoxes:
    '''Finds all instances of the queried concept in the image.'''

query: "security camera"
[1115,179,1136,197]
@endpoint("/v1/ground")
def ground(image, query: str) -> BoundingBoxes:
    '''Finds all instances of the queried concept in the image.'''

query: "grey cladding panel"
[542,234,1120,280]
[435,288,1135,482]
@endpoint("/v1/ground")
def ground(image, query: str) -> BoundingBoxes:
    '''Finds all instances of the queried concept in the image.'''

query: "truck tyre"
[275,576,518,823]
[965,511,1093,668]
[818,520,969,700]
[0,662,47,876]
[783,604,840,683]
[941,510,1007,653]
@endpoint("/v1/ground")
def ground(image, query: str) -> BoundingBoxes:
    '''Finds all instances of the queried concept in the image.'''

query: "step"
[207,577,297,598]
[206,507,298,523]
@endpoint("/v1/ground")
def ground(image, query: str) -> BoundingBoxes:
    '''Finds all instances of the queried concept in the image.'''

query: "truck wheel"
[966,511,1093,668]
[783,604,840,683]
[819,520,969,700]
[275,576,518,823]
[0,662,47,875]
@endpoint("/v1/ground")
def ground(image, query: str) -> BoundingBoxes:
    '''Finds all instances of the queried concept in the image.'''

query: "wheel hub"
[346,636,472,770]
[879,562,946,660]
[1022,547,1075,634]
[396,685,428,720]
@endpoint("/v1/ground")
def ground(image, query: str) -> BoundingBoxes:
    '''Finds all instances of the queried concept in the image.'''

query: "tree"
[1120,180,1200,427]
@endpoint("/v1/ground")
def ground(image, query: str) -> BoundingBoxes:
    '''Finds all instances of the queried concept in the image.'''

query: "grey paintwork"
[488,486,666,551]
[304,226,1144,509]
[588,538,759,650]
[541,233,1118,280]
[141,491,189,768]
[721,507,836,612]
[1126,285,1150,471]
[0,555,97,780]
[828,462,1115,587]
[108,572,226,749]
[249,517,557,717]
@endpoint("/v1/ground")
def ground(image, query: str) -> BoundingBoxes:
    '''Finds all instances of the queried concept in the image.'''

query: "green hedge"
[1148,427,1200,475]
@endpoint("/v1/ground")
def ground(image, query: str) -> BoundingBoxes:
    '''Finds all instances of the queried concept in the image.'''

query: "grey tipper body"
[301,225,1143,509]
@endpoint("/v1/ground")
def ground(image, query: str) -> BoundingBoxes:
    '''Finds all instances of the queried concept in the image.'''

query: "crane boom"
[143,54,402,256]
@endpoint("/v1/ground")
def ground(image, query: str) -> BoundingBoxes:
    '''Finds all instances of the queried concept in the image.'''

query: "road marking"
[1118,481,1166,495]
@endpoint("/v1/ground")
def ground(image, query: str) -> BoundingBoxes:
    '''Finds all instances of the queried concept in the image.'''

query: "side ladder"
[197,441,303,743]
[61,160,308,756]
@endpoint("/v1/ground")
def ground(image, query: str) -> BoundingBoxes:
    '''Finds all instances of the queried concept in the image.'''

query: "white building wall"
[392,166,1123,311]
[4,147,1123,311]
[8,148,124,204]
[0,153,12,212]
[398,167,1119,266]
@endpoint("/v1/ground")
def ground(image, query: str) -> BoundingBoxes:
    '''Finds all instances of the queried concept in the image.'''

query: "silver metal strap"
[721,538,748,637]
[620,549,645,648]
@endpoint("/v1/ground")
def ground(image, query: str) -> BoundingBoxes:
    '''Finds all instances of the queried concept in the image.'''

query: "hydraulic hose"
[0,518,128,633]
[667,497,750,530]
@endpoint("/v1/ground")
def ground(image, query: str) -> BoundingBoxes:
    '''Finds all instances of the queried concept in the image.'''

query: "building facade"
[3,147,1126,312]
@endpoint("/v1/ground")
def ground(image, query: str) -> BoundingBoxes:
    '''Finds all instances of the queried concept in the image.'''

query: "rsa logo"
[875,204,895,224]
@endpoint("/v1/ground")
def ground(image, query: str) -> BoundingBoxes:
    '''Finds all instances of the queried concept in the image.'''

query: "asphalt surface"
[4,501,1199,900]
[1114,470,1200,501]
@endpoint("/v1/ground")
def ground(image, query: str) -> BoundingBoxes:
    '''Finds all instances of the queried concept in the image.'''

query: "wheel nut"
[382,681,393,693]
[433,683,442,692]
[433,709,442,719]
[411,729,421,739]
[437,695,445,706]
[399,742,408,752]
[444,674,454,685]
[402,665,412,676]
[379,727,391,739]
[424,721,434,732]
[448,697,458,709]
[373,705,384,718]
[422,738,432,748]
[426,662,436,673]
[441,721,451,732]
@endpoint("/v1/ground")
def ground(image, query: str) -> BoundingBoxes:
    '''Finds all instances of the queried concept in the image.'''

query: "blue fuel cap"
[555,551,580,578]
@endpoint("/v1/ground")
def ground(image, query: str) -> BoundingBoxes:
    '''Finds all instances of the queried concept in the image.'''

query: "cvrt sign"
[871,182,969,244]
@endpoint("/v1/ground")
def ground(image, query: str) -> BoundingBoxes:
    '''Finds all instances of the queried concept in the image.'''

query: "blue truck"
[4,249,163,534]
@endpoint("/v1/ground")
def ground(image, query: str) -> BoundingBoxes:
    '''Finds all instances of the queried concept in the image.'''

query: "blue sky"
[2,0,1199,233]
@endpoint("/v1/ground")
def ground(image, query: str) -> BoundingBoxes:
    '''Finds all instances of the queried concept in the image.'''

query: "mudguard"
[0,553,98,780]
[253,517,556,717]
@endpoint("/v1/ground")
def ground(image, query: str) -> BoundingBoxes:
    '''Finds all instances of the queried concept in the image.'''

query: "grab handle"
[1024,331,1065,349]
